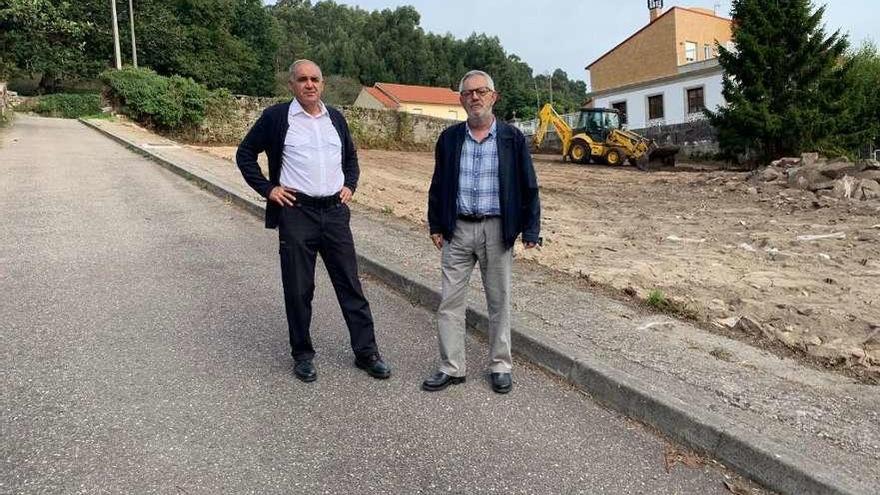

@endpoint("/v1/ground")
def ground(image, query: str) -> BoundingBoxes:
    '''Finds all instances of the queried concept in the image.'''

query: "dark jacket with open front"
[428,119,541,249]
[235,101,358,229]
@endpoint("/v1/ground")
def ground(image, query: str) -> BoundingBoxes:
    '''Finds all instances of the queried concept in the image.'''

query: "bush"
[33,93,102,118]
[101,67,219,130]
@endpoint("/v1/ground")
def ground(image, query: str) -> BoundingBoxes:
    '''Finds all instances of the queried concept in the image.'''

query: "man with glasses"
[422,70,541,394]
[236,59,391,383]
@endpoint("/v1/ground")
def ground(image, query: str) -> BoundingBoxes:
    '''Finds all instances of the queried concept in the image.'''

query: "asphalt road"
[2,116,740,494]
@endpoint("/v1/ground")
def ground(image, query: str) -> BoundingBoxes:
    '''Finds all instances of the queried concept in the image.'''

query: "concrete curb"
[80,118,868,495]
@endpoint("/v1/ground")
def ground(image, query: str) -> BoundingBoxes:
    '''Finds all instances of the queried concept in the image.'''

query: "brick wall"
[588,8,731,93]
[588,13,677,92]
[673,9,732,66]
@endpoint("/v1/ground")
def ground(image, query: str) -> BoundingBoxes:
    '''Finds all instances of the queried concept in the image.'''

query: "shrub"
[100,67,217,130]
[33,93,102,118]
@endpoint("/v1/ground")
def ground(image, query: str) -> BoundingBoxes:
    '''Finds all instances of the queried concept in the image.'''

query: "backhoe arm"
[534,103,573,152]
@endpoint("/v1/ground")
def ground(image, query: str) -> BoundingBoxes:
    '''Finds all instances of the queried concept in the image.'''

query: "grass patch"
[645,289,697,319]
[646,289,669,309]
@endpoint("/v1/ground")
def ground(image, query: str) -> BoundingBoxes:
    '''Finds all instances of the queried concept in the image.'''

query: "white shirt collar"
[289,98,328,118]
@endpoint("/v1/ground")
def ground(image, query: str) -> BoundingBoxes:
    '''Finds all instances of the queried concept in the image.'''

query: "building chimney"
[648,0,664,22]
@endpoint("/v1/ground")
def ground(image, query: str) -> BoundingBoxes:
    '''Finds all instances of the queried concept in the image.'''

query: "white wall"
[592,71,724,129]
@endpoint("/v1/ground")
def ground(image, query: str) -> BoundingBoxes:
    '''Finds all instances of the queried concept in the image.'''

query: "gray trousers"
[437,217,513,377]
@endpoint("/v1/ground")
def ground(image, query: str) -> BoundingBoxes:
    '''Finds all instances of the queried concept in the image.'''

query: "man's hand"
[431,233,444,250]
[339,186,353,204]
[523,241,538,249]
[269,186,297,206]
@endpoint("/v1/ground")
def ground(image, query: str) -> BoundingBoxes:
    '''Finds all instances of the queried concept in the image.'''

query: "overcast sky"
[268,0,878,88]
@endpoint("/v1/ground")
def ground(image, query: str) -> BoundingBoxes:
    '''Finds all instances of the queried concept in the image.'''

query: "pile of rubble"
[754,153,880,200]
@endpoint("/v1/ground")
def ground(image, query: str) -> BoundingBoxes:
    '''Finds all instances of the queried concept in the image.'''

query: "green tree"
[707,0,849,162]
[0,0,100,91]
[826,42,880,155]
[267,1,585,119]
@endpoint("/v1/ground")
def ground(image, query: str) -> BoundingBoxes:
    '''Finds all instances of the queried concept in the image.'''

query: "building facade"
[585,4,732,130]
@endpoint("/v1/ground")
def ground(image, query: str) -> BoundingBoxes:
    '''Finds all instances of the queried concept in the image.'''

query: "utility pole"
[110,0,122,69]
[534,79,540,113]
[128,0,138,67]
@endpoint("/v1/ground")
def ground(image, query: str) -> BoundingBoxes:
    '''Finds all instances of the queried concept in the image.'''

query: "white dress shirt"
[280,99,344,197]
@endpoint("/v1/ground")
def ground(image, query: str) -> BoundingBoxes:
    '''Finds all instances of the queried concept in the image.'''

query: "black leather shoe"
[294,360,317,382]
[422,371,466,391]
[355,354,391,379]
[490,372,512,394]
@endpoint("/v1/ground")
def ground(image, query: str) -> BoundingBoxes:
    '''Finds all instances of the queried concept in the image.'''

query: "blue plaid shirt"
[457,120,500,216]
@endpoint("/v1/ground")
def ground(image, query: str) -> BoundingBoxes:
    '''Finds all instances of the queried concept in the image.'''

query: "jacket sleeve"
[236,111,274,199]
[340,116,359,193]
[427,132,444,235]
[518,132,541,243]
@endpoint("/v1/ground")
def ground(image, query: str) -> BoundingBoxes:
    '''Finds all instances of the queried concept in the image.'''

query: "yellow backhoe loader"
[533,103,677,169]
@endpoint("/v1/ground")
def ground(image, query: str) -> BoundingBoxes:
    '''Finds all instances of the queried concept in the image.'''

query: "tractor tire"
[568,141,590,164]
[605,148,625,166]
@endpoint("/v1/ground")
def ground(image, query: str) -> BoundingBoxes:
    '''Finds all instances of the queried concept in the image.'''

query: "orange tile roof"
[375,82,461,106]
[364,86,399,109]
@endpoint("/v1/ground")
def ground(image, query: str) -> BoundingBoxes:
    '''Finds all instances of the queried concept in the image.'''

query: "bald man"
[236,60,391,383]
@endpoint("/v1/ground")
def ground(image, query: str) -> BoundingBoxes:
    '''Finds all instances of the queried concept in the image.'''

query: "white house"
[589,58,725,130]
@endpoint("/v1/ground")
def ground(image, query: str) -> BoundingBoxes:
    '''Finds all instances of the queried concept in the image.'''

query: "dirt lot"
[194,145,880,380]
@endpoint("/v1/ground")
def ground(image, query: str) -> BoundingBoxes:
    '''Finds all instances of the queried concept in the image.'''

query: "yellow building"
[353,82,465,121]
[586,4,732,93]
[584,3,733,129]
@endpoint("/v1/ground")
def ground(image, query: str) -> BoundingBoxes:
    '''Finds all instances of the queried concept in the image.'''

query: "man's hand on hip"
[431,233,444,250]
[269,186,297,206]
[339,186,353,204]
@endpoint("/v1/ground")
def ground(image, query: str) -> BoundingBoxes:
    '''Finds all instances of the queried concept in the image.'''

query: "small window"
[685,41,697,62]
[410,108,423,114]
[448,109,458,119]
[704,44,713,60]
[687,87,705,114]
[648,94,664,120]
[611,101,628,125]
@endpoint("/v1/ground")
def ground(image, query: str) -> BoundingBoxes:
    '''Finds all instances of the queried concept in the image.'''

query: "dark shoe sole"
[294,372,317,383]
[355,361,391,379]
[491,384,511,394]
[422,376,466,392]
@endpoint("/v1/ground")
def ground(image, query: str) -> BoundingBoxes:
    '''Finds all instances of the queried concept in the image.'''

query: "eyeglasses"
[460,87,494,98]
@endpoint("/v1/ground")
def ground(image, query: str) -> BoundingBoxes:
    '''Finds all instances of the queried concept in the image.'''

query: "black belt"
[457,213,499,222]
[295,193,340,208]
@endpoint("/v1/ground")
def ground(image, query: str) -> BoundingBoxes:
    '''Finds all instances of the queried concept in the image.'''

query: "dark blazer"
[428,120,541,249]
[236,100,359,229]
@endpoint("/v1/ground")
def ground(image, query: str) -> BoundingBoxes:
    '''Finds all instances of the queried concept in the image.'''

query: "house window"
[448,109,458,119]
[410,108,423,115]
[611,101,628,125]
[648,94,664,120]
[687,87,705,114]
[685,41,697,62]
[704,44,713,60]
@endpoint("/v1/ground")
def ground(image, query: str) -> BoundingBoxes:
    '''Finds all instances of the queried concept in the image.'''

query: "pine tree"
[707,0,849,163]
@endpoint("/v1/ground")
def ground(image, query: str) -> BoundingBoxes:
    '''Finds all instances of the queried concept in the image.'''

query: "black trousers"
[277,201,378,362]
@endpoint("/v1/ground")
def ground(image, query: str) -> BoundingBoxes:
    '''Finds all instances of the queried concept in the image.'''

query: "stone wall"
[0,82,9,120]
[180,95,454,150]
[631,119,719,157]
